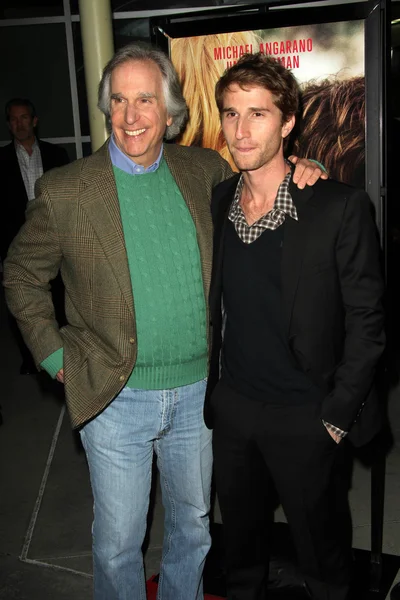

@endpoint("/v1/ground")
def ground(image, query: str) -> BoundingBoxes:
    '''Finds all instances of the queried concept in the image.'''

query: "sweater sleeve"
[41,347,64,378]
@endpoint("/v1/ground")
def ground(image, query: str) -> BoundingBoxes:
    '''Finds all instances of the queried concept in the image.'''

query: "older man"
[4,43,324,600]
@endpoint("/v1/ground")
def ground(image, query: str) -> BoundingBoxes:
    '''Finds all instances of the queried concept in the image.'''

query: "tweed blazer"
[4,140,233,428]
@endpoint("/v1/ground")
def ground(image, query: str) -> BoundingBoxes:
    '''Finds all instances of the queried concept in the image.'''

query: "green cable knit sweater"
[119,160,208,389]
[41,158,208,389]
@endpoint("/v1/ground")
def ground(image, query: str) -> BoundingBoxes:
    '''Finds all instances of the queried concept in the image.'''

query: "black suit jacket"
[205,174,385,447]
[0,139,69,260]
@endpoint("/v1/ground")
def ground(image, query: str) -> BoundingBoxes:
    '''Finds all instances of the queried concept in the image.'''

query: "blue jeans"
[79,379,212,600]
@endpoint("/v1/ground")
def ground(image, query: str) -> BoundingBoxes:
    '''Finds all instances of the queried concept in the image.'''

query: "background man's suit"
[0,139,69,372]
[0,139,69,260]
[205,174,385,600]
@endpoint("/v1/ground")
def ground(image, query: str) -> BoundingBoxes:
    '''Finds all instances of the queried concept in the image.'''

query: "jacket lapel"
[39,140,51,172]
[281,182,317,336]
[7,143,27,201]
[210,176,240,305]
[164,144,215,293]
[164,144,203,219]
[78,142,134,317]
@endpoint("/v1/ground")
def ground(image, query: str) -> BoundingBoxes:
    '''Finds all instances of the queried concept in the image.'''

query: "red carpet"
[146,575,224,599]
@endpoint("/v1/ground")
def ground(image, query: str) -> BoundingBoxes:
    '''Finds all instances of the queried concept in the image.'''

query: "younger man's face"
[220,83,294,173]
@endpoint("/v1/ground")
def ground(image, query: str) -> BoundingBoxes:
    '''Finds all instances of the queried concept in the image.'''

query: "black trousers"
[211,379,353,600]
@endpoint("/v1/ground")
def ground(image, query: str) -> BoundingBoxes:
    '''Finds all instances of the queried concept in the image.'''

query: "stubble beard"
[229,146,271,173]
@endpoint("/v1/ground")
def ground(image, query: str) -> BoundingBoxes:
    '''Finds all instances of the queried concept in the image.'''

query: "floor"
[1,277,400,600]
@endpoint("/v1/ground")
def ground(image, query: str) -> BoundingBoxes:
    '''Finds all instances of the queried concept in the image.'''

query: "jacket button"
[119,375,125,382]
[129,337,135,344]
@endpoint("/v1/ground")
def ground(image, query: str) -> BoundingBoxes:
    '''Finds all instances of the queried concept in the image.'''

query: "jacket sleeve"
[3,173,64,366]
[320,189,385,431]
[41,347,64,378]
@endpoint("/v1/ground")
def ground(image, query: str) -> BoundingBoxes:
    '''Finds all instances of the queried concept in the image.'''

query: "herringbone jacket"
[4,140,232,428]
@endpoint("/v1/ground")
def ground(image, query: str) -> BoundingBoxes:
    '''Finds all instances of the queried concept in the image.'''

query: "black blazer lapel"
[39,140,54,172]
[5,143,28,203]
[281,182,318,336]
[206,175,239,421]
[209,175,240,313]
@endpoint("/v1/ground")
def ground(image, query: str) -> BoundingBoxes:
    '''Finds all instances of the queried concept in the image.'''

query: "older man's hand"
[289,155,328,189]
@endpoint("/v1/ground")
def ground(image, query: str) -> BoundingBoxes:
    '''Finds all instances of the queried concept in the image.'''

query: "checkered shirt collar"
[228,165,298,244]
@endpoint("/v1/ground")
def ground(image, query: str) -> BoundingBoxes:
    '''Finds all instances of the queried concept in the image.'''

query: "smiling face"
[110,59,173,167]
[8,105,37,144]
[220,83,295,174]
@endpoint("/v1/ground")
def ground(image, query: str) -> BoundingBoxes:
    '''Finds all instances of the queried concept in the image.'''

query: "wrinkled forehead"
[111,59,163,87]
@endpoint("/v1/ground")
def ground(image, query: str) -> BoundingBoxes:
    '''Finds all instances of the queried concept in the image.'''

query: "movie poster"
[170,21,365,187]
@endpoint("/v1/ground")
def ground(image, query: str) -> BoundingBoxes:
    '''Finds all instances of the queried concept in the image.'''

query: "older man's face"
[110,59,172,167]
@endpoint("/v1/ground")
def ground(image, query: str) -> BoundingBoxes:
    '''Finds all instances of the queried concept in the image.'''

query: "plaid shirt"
[228,168,347,441]
[228,170,297,243]
[15,138,43,201]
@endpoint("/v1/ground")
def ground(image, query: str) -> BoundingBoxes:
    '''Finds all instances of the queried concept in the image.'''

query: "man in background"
[0,98,69,374]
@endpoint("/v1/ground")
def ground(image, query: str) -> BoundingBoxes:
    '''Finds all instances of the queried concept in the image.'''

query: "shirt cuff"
[309,159,327,174]
[41,347,64,379]
[322,420,347,439]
